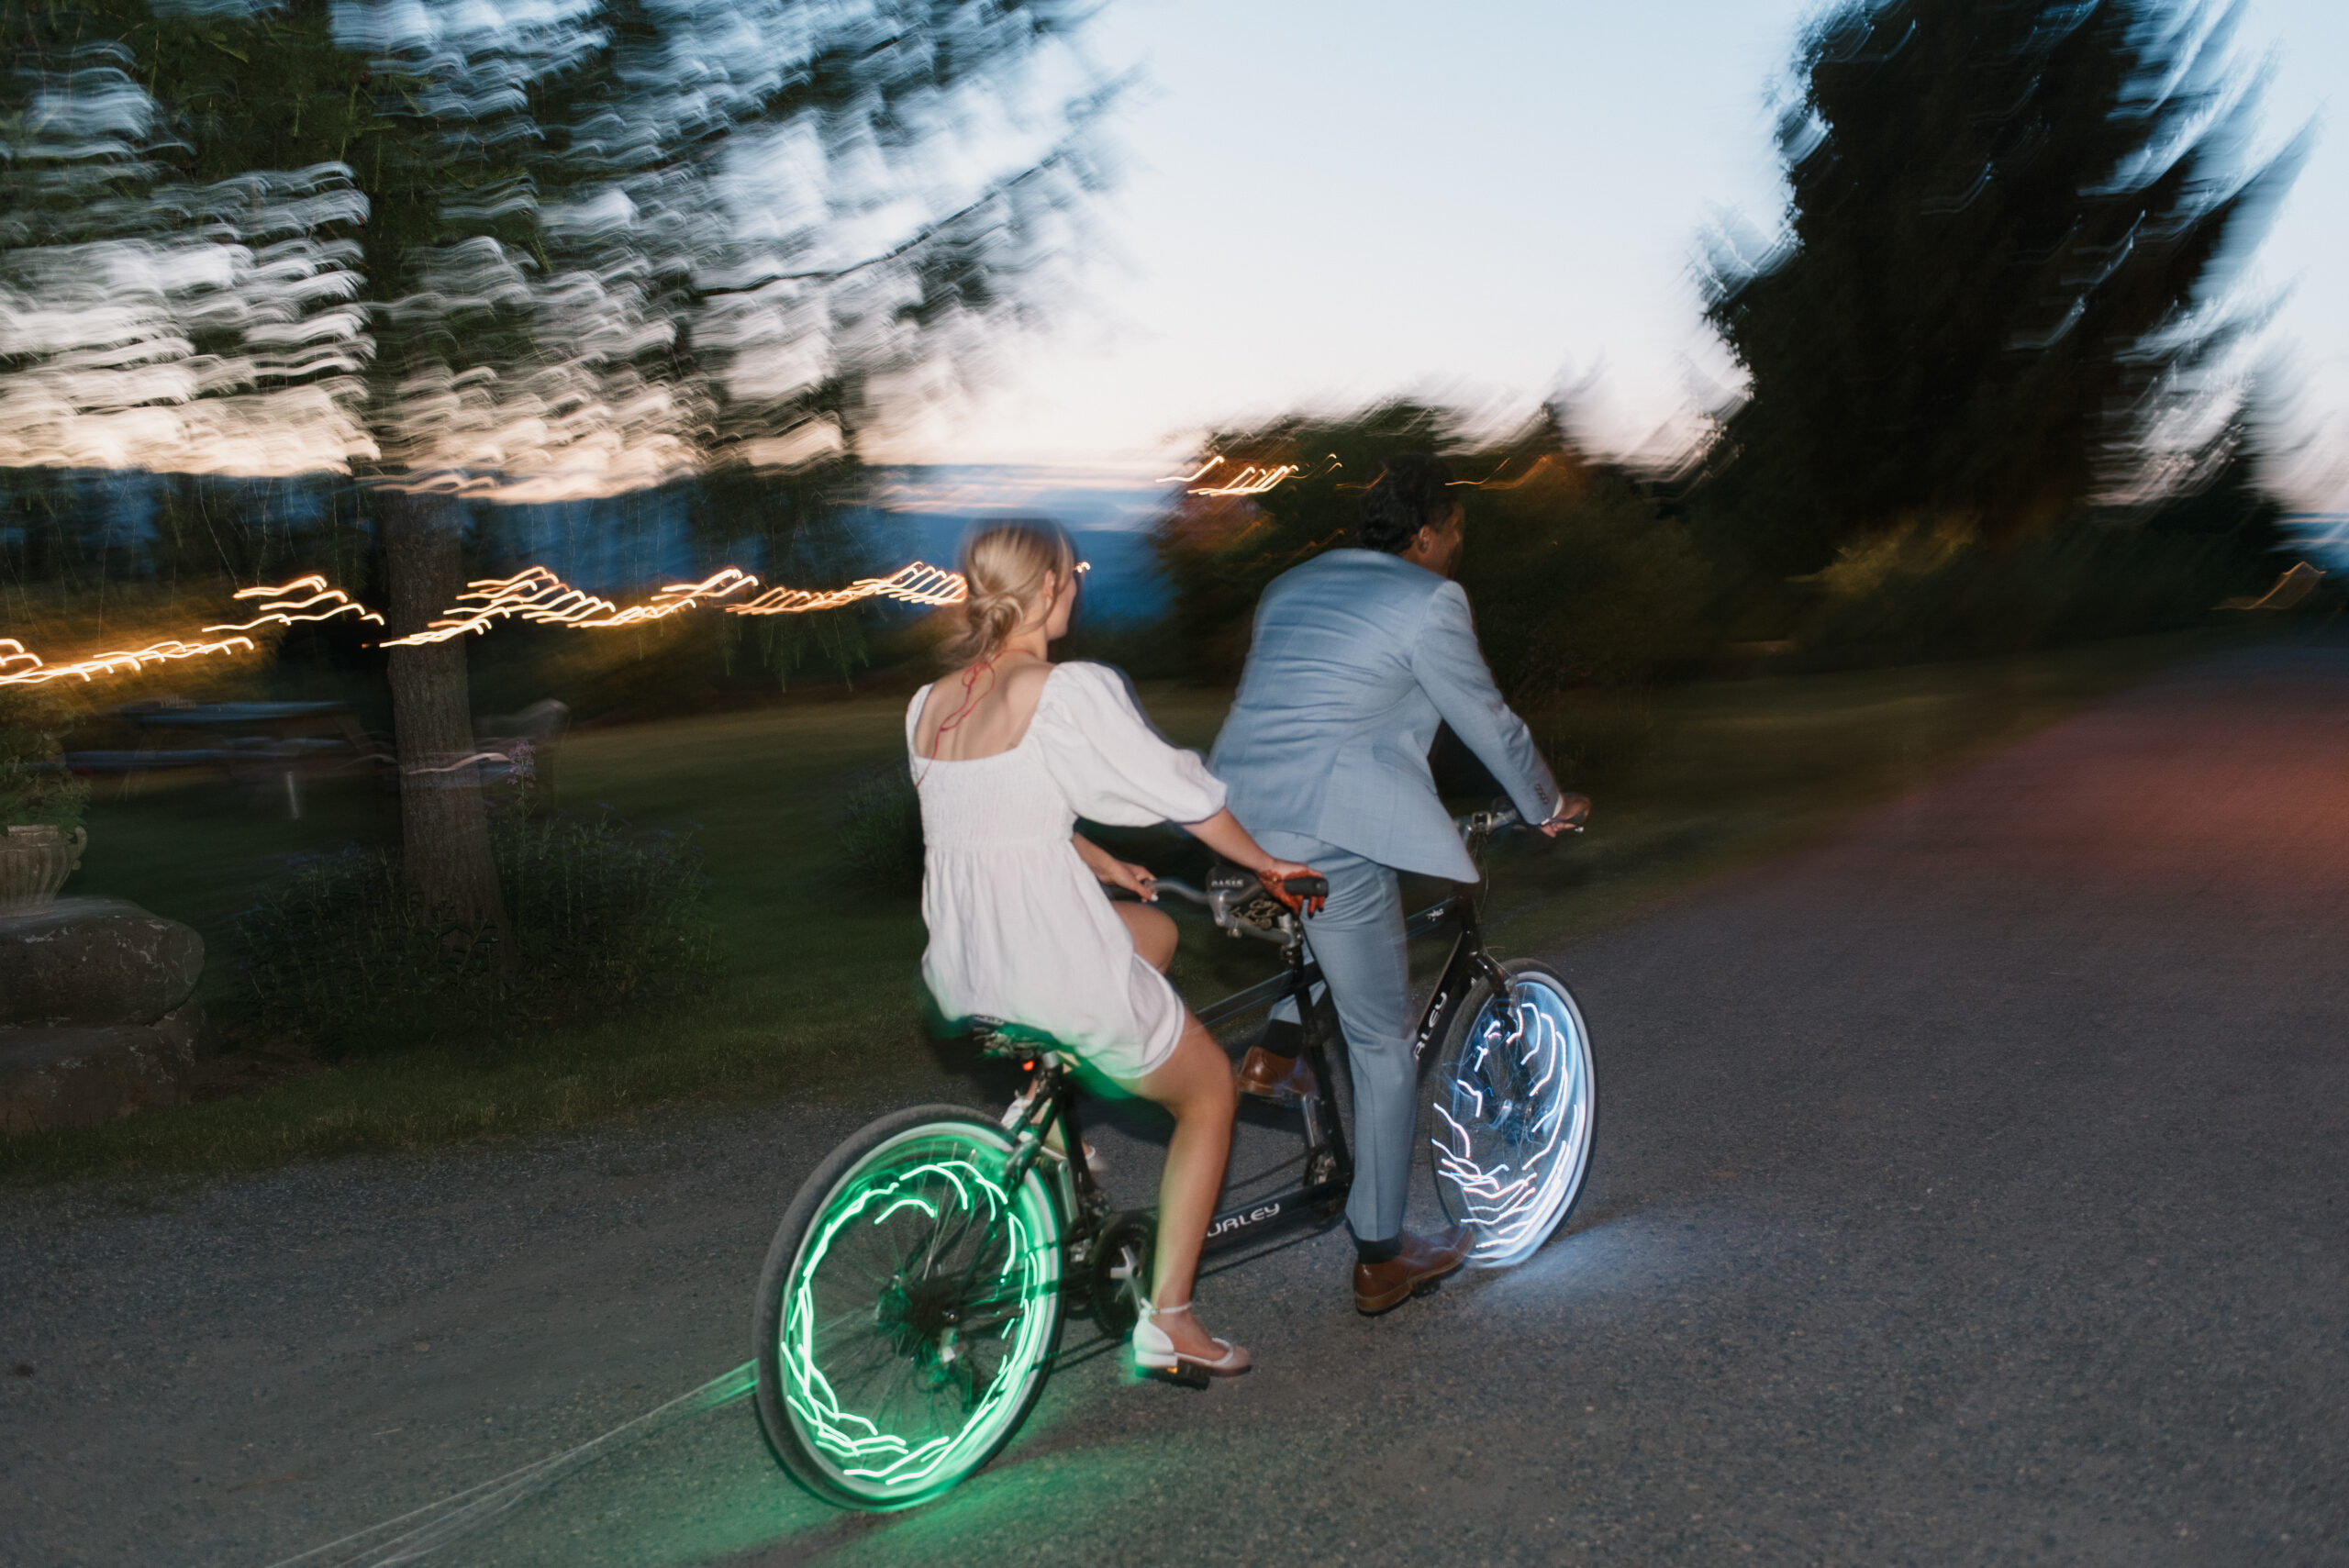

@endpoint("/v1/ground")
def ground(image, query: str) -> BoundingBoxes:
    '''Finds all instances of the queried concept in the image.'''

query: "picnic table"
[70,701,381,818]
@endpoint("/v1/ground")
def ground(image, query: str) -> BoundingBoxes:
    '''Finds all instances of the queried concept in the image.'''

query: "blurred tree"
[1151,403,1713,696]
[2138,416,2285,586]
[1152,402,1455,682]
[1701,0,2303,573]
[0,0,1113,932]
[1457,415,1717,696]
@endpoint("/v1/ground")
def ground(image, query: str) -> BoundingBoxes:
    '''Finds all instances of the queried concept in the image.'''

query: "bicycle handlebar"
[1151,870,1308,945]
[1153,805,1562,943]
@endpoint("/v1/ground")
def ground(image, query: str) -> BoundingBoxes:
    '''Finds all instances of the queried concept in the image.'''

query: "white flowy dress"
[909,661,1228,1082]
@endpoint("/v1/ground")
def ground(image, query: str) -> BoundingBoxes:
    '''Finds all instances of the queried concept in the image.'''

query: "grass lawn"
[0,629,2232,1184]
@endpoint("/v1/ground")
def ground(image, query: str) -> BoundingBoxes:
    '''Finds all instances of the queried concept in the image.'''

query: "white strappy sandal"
[1131,1300,1252,1382]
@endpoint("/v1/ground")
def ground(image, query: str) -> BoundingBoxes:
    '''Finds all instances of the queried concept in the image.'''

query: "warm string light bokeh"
[0,450,1565,691]
[1155,456,1300,496]
[4,450,1364,688]
[0,577,384,690]
[0,561,974,685]
[0,633,260,691]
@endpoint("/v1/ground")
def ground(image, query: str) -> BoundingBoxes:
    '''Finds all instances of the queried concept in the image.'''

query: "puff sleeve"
[1030,662,1229,827]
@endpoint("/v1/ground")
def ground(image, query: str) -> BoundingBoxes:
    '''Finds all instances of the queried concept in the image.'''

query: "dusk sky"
[871,0,2349,510]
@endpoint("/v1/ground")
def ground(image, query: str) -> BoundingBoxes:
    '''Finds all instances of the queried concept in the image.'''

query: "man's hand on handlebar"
[1540,794,1593,838]
[1256,860,1329,916]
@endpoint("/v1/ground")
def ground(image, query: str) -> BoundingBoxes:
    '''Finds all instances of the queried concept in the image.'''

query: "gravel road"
[6,643,2347,1567]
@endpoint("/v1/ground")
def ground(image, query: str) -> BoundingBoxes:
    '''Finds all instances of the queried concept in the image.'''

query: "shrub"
[0,689,90,832]
[837,766,924,895]
[1786,514,2275,667]
[1525,687,1664,791]
[233,806,718,1055]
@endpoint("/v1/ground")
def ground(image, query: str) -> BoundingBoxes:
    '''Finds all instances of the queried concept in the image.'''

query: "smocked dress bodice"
[908,662,1227,1079]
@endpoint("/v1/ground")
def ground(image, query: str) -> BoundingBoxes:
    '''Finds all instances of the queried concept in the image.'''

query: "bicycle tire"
[1423,959,1598,1268]
[752,1105,1065,1509]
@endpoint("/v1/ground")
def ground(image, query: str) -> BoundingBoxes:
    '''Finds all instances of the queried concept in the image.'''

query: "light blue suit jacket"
[1209,549,1562,883]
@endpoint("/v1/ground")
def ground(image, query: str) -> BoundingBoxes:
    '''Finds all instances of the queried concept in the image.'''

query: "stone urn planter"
[0,824,86,912]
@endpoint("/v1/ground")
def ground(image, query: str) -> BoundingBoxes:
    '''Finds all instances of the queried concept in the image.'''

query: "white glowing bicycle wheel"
[1424,959,1598,1267]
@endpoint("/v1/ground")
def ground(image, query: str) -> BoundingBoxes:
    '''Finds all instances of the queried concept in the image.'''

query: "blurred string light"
[728,560,969,617]
[1,560,984,682]
[0,575,390,687]
[1159,454,1349,496]
[1166,453,1575,498]
[0,632,258,689]
[1188,463,1299,497]
[378,565,761,647]
[206,576,385,635]
[1450,454,1559,490]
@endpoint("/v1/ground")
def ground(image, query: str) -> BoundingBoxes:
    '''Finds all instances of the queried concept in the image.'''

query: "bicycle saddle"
[963,1015,1065,1062]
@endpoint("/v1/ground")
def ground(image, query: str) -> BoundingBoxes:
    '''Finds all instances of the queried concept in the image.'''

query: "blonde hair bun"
[941,521,1076,667]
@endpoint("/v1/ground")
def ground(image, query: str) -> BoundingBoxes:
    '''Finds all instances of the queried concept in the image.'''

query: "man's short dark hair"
[1357,454,1458,553]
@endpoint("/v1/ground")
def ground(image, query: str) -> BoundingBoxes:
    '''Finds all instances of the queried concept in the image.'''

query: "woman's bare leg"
[1114,902,1178,973]
[1052,905,1177,1163]
[1125,1012,1242,1363]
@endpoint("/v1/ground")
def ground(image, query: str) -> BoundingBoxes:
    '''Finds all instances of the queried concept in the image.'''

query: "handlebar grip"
[1282,874,1329,900]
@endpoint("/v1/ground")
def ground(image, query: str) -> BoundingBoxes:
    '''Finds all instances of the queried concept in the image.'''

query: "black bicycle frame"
[998,881,1519,1263]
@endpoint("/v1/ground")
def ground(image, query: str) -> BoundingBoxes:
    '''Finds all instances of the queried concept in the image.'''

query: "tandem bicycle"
[748,806,1598,1509]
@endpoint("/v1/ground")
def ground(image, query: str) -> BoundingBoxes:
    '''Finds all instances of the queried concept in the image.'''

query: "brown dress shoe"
[1236,1046,1319,1102]
[1353,1224,1473,1314]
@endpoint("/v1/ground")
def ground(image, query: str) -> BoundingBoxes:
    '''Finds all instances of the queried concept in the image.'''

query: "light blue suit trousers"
[1254,830,1413,1241]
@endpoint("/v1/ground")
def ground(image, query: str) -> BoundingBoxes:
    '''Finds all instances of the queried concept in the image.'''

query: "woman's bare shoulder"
[999,660,1058,697]
[972,660,1041,727]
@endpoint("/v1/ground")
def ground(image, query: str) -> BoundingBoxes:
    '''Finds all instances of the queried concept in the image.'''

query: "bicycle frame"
[994,811,1523,1271]
[988,951,1353,1273]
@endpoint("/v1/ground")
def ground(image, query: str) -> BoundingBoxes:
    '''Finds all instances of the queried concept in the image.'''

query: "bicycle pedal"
[1140,1363,1212,1391]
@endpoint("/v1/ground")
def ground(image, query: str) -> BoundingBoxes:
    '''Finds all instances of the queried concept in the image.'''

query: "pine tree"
[1702,0,2301,573]
[0,0,1112,930]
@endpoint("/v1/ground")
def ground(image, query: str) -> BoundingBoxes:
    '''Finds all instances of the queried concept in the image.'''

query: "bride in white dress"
[910,522,1323,1379]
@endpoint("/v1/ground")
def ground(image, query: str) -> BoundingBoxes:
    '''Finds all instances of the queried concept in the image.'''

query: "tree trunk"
[380,489,509,944]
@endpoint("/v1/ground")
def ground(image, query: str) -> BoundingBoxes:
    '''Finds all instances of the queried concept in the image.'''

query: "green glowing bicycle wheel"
[753,1106,1065,1509]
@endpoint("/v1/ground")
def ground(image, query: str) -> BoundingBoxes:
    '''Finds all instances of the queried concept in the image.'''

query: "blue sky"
[870,0,2349,509]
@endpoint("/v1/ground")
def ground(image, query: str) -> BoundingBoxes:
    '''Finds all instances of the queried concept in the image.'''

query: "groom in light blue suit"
[1211,454,1588,1313]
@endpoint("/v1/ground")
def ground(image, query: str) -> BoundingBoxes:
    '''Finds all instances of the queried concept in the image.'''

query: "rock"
[0,1021,200,1134]
[0,897,203,1029]
[152,994,210,1059]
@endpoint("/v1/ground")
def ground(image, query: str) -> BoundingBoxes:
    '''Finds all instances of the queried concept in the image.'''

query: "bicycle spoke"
[764,1118,1063,1507]
[1428,973,1596,1267]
